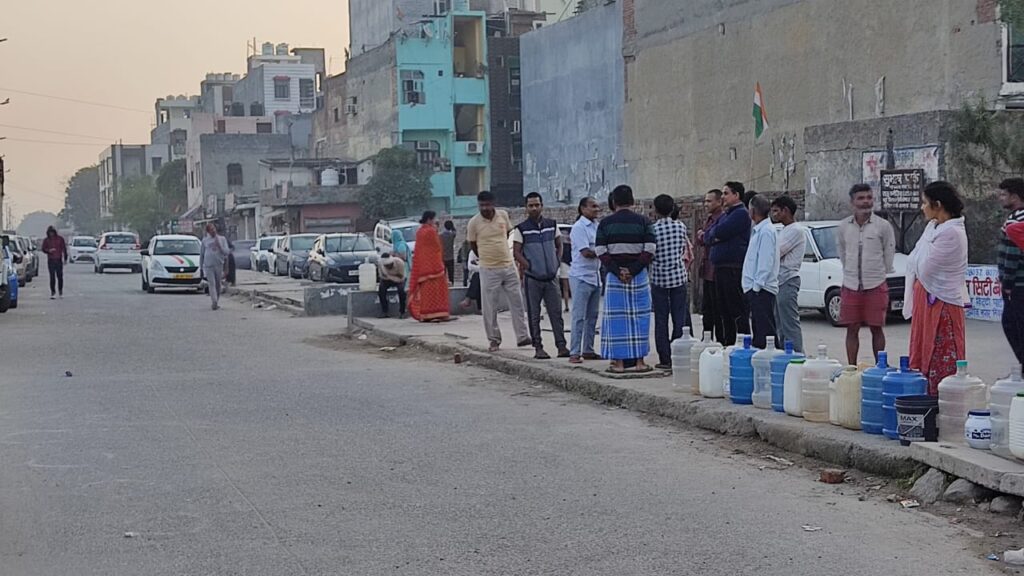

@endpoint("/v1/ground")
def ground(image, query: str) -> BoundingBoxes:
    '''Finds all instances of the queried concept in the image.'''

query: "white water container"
[671,333,697,389]
[699,346,726,398]
[1008,394,1024,460]
[721,334,748,399]
[989,365,1024,458]
[359,257,377,292]
[751,336,781,409]
[689,332,715,395]
[938,360,987,443]
[802,344,841,423]
[832,365,863,430]
[784,359,805,417]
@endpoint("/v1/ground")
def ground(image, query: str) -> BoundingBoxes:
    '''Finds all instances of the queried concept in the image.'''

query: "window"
[511,133,523,171]
[803,232,818,262]
[151,157,163,172]
[433,0,450,14]
[227,163,243,186]
[811,227,839,260]
[299,78,315,109]
[413,140,441,167]
[401,70,425,105]
[215,119,226,133]
[509,60,521,108]
[274,78,290,100]
[345,96,358,116]
[154,239,202,256]
[333,107,340,122]
[256,122,272,134]
[1009,26,1024,84]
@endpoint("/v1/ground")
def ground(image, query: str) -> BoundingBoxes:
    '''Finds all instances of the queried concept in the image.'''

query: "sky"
[2,0,349,226]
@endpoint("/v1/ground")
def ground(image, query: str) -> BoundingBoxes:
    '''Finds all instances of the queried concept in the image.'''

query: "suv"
[373,219,420,256]
[95,232,143,273]
[69,236,98,263]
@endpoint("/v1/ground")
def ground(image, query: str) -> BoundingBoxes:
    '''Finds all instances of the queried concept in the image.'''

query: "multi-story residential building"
[149,95,201,169]
[98,144,151,220]
[199,73,241,116]
[233,43,321,117]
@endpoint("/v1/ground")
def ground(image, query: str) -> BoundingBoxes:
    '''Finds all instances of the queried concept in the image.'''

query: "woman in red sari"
[903,181,968,395]
[408,211,452,322]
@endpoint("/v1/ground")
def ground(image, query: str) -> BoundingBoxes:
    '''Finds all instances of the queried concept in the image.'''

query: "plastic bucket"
[895,395,939,446]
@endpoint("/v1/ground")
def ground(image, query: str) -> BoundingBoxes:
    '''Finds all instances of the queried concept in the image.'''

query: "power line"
[0,87,151,114]
[2,137,107,147]
[0,123,118,141]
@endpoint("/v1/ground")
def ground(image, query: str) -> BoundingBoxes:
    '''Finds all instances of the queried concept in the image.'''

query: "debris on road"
[764,455,793,466]
[819,468,846,484]
[454,353,463,364]
[357,334,368,341]
[379,347,397,352]
[800,525,823,532]
[1005,548,1024,565]
[64,371,73,377]
[900,499,920,509]
[885,494,900,503]
[123,531,139,538]
[987,553,1000,561]
[264,305,277,311]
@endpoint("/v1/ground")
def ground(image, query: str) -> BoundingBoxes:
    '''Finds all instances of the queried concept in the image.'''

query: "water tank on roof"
[321,168,340,187]
[262,42,274,56]
[276,43,289,56]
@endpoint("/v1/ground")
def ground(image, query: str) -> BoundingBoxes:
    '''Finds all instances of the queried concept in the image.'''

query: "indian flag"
[753,82,768,139]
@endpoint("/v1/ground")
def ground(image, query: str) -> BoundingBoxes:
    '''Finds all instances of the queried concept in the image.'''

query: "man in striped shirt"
[999,178,1024,363]
[596,185,657,374]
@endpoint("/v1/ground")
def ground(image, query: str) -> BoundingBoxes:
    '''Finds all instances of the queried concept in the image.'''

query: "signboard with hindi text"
[965,265,1002,322]
[880,169,925,212]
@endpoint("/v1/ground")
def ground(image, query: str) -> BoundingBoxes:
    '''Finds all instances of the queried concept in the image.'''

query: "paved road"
[0,265,996,575]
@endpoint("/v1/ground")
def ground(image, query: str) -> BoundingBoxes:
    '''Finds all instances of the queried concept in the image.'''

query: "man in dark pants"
[650,194,692,370]
[706,182,751,346]
[999,178,1024,363]
[377,252,407,319]
[696,189,725,343]
[741,195,779,349]
[441,220,457,285]
[513,192,570,360]
[41,226,68,299]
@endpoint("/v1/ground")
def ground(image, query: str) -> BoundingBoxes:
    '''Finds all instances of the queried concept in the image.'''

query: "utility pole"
[0,156,5,232]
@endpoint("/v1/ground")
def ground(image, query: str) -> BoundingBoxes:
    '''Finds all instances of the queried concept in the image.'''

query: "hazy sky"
[2,0,349,225]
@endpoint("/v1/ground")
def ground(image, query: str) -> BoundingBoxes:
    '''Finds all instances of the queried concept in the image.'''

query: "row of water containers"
[671,332,1024,459]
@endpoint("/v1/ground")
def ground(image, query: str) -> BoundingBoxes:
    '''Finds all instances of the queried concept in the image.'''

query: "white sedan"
[141,235,204,294]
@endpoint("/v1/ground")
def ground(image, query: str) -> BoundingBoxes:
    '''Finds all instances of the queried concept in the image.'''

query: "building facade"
[150,95,201,169]
[233,43,321,117]
[258,158,370,235]
[98,144,151,220]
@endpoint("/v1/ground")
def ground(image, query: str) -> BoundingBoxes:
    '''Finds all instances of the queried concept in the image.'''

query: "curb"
[351,319,920,478]
[228,286,305,315]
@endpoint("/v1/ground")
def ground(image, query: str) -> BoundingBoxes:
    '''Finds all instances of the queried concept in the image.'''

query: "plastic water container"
[721,334,748,398]
[359,258,377,292]
[989,365,1024,458]
[832,365,863,430]
[729,336,756,405]
[690,332,715,395]
[784,359,806,417]
[937,360,987,443]
[801,344,842,423]
[882,356,928,440]
[752,336,781,409]
[671,333,697,389]
[1009,394,1024,460]
[699,346,726,398]
[860,351,893,435]
[771,340,803,413]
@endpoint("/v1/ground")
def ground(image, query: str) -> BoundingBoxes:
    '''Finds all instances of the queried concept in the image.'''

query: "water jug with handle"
[699,346,726,398]
[989,365,1024,457]
[729,336,757,405]
[1008,393,1024,460]
[937,360,987,443]
[359,257,377,292]
[751,336,781,409]
[671,333,697,389]
[860,351,893,435]
[784,359,806,417]
[832,365,863,430]
[771,340,803,413]
[690,332,715,395]
[801,344,842,423]
[882,356,928,440]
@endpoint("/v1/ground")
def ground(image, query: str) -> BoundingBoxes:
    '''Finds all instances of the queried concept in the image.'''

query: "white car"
[251,235,280,273]
[68,236,98,263]
[791,220,908,326]
[95,231,143,273]
[141,235,204,294]
[373,219,420,256]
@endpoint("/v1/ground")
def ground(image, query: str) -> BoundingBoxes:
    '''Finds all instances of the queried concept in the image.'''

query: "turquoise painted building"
[395,9,490,215]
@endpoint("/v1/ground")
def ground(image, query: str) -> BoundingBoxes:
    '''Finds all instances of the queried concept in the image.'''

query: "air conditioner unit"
[465,141,484,155]
[511,121,521,134]
[416,141,433,151]
[345,104,357,116]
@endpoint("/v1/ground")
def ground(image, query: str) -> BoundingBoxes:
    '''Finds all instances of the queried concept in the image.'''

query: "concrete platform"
[909,441,1024,497]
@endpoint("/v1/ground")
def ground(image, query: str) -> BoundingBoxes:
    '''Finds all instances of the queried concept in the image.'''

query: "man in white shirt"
[741,195,779,349]
[567,197,602,363]
[771,196,806,353]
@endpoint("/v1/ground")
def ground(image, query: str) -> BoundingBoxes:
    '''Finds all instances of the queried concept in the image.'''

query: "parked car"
[232,239,256,271]
[6,236,27,287]
[95,231,142,273]
[69,236,98,263]
[373,219,420,256]
[0,236,20,312]
[14,236,37,282]
[140,235,204,294]
[307,233,378,283]
[251,236,279,272]
[789,220,908,326]
[273,234,318,278]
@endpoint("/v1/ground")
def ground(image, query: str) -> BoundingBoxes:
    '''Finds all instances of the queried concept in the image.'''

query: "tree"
[155,159,187,216]
[358,147,434,221]
[111,177,166,241]
[59,165,101,235]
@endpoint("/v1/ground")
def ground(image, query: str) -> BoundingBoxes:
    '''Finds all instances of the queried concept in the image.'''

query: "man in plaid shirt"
[651,194,694,370]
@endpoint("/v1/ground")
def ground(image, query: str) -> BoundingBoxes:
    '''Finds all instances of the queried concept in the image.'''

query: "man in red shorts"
[837,183,896,365]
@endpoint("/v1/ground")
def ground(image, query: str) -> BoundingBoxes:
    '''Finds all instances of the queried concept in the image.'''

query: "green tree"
[155,159,188,216]
[358,147,434,221]
[111,177,167,241]
[59,165,101,235]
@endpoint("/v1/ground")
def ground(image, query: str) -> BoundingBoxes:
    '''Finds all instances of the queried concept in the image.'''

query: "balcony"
[261,184,363,207]
[453,77,486,105]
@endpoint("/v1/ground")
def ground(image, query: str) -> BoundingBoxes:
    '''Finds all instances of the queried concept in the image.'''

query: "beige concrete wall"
[623,0,1002,199]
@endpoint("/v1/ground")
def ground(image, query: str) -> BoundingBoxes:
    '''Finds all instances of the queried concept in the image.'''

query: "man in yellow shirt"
[467,191,530,352]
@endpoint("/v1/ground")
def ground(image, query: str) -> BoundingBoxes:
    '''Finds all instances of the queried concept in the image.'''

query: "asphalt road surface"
[0,265,996,575]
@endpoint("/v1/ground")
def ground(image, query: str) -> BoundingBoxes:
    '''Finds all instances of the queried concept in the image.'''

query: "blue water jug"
[882,356,927,440]
[770,340,804,413]
[729,336,757,405]
[861,351,894,435]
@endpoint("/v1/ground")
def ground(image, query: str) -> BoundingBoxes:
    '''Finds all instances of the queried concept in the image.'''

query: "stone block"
[942,478,994,504]
[910,468,947,504]
[990,495,1022,515]
[908,442,1024,497]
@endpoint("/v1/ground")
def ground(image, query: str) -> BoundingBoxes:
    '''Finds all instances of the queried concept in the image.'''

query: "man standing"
[742,195,779,349]
[695,189,725,343]
[377,252,407,319]
[513,193,570,359]
[467,190,530,352]
[41,225,68,299]
[596,185,656,374]
[706,182,751,346]
[771,195,806,352]
[441,220,457,285]
[838,183,896,364]
[568,196,602,364]
[650,194,691,370]
[998,178,1024,363]
[200,223,231,311]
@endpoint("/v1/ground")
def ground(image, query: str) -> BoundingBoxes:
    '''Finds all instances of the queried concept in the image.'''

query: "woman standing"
[904,181,969,395]
[408,211,452,322]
